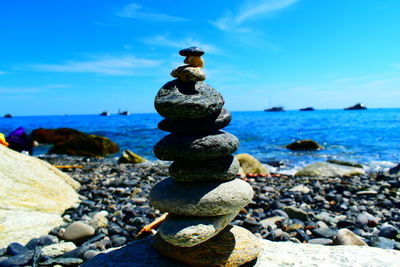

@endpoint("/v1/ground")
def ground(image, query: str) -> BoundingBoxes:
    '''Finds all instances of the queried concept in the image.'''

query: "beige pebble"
[184,56,204,68]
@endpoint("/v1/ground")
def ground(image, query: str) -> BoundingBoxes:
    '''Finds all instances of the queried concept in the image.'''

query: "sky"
[0,0,399,116]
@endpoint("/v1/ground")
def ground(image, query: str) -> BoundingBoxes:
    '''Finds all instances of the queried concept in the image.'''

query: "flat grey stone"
[158,212,238,247]
[169,155,240,182]
[154,80,223,120]
[158,108,231,134]
[149,178,253,216]
[82,235,400,267]
[154,131,239,161]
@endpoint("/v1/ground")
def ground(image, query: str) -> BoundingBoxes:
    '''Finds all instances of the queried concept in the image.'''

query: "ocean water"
[1,109,399,172]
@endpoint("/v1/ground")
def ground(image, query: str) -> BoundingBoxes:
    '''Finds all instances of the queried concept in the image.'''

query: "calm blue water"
[1,109,399,171]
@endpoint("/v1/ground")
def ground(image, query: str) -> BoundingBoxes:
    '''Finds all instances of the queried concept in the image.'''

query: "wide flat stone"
[158,213,238,247]
[158,108,231,134]
[154,131,239,161]
[154,80,224,120]
[169,155,240,182]
[82,233,400,267]
[149,178,253,216]
[154,225,261,267]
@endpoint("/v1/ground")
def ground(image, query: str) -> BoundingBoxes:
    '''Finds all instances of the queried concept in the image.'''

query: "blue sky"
[0,0,399,115]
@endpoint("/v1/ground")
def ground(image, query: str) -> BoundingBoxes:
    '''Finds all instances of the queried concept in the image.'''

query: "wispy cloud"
[0,87,43,94]
[117,3,188,22]
[0,70,6,75]
[211,0,298,32]
[142,34,220,54]
[27,54,162,75]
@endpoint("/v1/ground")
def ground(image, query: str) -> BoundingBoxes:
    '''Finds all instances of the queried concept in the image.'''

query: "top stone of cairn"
[179,47,205,57]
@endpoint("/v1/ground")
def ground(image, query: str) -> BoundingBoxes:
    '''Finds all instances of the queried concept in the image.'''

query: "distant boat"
[119,110,130,115]
[100,111,110,116]
[344,103,367,110]
[299,107,315,111]
[4,114,12,118]
[264,106,285,112]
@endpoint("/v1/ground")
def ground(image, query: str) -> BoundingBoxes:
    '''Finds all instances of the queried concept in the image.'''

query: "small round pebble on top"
[179,47,205,57]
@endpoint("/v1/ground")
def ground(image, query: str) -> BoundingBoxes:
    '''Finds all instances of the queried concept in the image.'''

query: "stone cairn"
[150,47,261,267]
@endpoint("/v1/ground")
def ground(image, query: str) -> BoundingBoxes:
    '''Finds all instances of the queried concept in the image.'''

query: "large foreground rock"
[83,235,400,267]
[295,162,365,177]
[0,145,80,247]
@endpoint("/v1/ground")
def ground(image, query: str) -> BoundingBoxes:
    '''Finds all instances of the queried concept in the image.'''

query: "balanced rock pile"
[150,47,261,266]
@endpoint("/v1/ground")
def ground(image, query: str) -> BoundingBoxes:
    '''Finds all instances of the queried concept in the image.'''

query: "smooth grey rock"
[179,47,204,57]
[154,131,239,161]
[6,242,29,256]
[0,251,33,267]
[371,236,399,249]
[379,225,399,239]
[283,206,309,221]
[158,108,231,134]
[63,221,95,242]
[158,212,238,247]
[149,178,253,216]
[154,80,223,120]
[333,229,368,246]
[169,155,240,182]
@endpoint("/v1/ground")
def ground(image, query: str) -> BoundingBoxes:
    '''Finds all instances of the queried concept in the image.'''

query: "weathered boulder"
[48,134,119,157]
[295,162,365,177]
[333,229,368,246]
[235,153,269,175]
[285,139,323,151]
[0,145,80,247]
[82,235,400,267]
[118,150,146,164]
[327,159,363,168]
[31,128,85,144]
[388,163,400,176]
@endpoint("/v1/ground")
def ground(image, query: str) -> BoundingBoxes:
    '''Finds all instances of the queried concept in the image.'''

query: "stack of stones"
[150,47,261,267]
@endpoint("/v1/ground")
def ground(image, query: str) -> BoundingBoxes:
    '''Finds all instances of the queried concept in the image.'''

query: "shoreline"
[1,155,399,265]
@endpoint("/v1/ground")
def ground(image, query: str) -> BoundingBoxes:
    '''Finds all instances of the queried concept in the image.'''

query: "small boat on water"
[100,111,110,116]
[344,103,367,110]
[119,111,130,115]
[299,107,315,111]
[264,106,285,112]
[4,114,12,118]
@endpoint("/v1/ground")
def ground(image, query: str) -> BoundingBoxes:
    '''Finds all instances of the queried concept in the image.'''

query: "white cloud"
[27,55,162,75]
[0,87,43,93]
[142,35,220,54]
[211,0,298,32]
[117,3,188,22]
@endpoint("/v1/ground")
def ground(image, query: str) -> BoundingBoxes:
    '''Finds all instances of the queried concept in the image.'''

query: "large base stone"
[154,225,261,267]
[158,212,238,247]
[82,234,400,267]
[149,178,253,216]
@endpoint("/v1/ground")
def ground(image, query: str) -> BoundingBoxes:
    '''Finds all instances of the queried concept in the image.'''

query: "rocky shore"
[1,155,399,266]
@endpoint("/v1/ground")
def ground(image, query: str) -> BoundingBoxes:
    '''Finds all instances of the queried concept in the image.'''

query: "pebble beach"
[1,154,399,266]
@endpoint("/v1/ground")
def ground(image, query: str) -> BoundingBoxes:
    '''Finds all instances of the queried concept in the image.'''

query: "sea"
[1,109,399,174]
